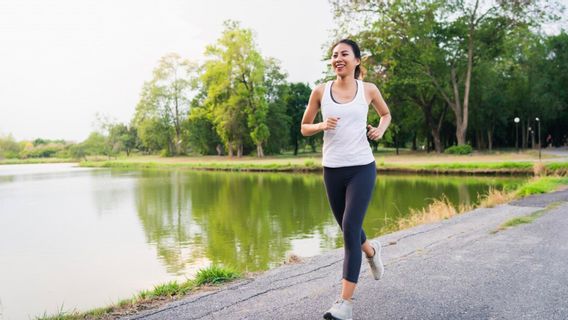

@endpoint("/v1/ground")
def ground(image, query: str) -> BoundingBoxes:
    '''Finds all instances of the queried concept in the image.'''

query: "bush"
[445,144,473,155]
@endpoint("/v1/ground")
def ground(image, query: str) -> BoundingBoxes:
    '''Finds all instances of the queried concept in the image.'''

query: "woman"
[301,39,391,320]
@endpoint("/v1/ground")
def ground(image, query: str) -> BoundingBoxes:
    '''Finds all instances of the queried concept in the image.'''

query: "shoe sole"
[373,240,384,280]
[323,312,353,320]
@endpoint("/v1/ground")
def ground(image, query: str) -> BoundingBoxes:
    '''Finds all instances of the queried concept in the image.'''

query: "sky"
[0,0,336,142]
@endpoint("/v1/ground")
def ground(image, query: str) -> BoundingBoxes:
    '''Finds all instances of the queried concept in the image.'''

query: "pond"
[0,163,526,319]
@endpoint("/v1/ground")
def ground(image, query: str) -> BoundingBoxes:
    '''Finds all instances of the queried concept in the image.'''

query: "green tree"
[331,0,562,146]
[285,82,312,155]
[202,21,269,157]
[263,58,291,154]
[132,53,197,155]
[0,134,22,159]
[186,104,223,155]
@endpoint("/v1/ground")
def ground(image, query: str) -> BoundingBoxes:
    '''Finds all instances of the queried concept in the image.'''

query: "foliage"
[444,144,473,155]
[200,21,269,157]
[132,53,197,156]
[0,134,23,159]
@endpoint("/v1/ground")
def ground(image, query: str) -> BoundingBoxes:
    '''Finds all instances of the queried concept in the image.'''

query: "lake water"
[0,163,525,319]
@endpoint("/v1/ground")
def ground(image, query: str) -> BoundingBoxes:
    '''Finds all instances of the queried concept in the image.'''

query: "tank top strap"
[356,80,367,105]
[322,81,333,105]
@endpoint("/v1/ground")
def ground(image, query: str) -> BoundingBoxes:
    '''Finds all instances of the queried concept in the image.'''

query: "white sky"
[0,0,336,142]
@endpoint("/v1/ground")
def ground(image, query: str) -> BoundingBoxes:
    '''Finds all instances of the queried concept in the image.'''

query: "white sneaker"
[323,298,353,320]
[367,240,384,280]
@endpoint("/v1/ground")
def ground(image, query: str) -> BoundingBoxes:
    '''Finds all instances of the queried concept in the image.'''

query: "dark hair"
[331,39,363,79]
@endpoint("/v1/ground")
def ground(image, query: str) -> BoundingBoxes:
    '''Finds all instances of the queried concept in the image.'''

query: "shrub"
[445,144,473,155]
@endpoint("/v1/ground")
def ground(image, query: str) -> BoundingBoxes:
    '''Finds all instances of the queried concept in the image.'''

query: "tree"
[0,134,22,159]
[202,21,269,157]
[330,0,563,145]
[186,104,223,155]
[285,83,312,155]
[132,53,197,155]
[263,58,292,154]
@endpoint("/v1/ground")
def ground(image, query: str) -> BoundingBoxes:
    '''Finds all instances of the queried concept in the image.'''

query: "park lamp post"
[536,117,541,161]
[514,117,520,153]
[528,127,532,148]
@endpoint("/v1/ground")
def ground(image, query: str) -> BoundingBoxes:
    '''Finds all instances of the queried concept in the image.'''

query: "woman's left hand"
[367,125,383,141]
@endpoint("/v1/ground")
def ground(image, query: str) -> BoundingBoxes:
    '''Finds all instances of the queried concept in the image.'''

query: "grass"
[397,196,473,230]
[80,159,537,174]
[35,265,240,320]
[0,158,76,165]
[477,187,516,208]
[493,202,563,233]
[515,176,568,197]
[76,152,568,175]
[79,159,322,173]
[395,175,568,231]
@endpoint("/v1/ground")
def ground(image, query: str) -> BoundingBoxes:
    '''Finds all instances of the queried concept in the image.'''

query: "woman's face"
[331,43,360,78]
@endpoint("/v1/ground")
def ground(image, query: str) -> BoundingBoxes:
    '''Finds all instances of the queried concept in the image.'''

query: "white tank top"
[321,80,375,168]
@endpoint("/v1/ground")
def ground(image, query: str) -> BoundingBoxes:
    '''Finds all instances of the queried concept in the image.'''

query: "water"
[0,163,525,319]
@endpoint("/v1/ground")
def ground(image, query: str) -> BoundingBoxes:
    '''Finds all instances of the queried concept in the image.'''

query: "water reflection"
[132,170,524,273]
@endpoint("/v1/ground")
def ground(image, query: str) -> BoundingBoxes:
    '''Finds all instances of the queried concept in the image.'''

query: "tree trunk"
[522,120,526,149]
[432,129,443,153]
[394,130,399,155]
[488,128,493,151]
[174,94,181,156]
[420,97,446,153]
[412,132,417,151]
[257,144,264,158]
[293,139,299,156]
[227,142,233,157]
[237,144,243,157]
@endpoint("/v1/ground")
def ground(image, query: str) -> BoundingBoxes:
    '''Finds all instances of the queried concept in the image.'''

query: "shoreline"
[78,159,567,176]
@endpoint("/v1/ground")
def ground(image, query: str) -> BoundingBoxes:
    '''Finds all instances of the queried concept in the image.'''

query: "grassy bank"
[36,265,240,320]
[0,158,76,165]
[396,176,568,230]
[79,156,568,176]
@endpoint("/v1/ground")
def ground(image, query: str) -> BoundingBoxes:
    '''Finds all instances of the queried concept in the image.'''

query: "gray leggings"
[323,161,376,283]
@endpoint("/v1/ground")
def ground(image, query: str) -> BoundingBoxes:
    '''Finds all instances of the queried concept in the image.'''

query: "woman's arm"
[301,84,338,136]
[366,83,391,141]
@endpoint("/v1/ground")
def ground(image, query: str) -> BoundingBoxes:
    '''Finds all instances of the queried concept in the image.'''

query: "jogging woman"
[301,39,391,320]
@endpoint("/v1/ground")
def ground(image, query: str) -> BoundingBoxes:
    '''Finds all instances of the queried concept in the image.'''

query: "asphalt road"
[123,189,568,320]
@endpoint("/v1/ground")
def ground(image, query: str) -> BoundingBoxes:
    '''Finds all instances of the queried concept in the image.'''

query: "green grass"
[0,158,76,165]
[398,161,534,170]
[35,265,240,320]
[80,159,542,175]
[515,177,568,197]
[545,162,568,175]
[494,202,563,233]
[79,160,322,172]
[78,158,568,176]
[194,265,240,285]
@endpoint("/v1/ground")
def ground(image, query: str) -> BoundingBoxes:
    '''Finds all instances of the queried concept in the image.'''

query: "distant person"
[301,39,391,320]
[546,134,552,148]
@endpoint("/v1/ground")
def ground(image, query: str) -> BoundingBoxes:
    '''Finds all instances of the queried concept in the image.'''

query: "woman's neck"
[334,75,357,88]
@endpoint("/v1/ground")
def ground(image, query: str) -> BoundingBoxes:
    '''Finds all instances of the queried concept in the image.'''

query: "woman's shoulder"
[362,81,379,91]
[311,82,327,98]
[361,81,378,89]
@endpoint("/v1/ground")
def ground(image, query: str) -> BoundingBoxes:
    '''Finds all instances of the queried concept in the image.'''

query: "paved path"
[123,190,568,320]
[542,147,568,158]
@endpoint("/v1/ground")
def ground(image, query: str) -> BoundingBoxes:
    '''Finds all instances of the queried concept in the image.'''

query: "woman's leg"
[340,162,376,299]
[361,240,375,258]
[323,167,347,229]
[323,167,368,248]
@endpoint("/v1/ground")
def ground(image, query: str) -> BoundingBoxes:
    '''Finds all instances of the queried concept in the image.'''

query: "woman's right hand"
[320,117,340,131]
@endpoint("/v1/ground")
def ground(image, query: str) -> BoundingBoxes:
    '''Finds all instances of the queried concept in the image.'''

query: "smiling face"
[331,42,360,78]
